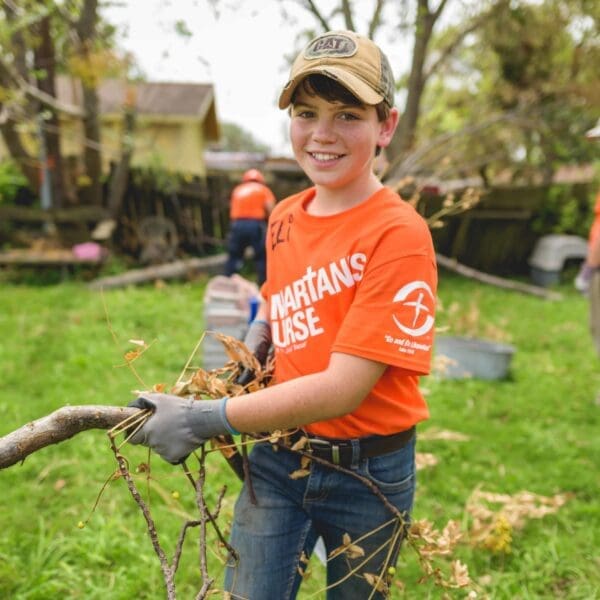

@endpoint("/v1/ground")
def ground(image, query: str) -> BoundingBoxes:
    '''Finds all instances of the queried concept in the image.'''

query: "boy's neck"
[307,176,384,217]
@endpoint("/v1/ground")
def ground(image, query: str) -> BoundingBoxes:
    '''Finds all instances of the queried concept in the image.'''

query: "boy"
[130,30,437,599]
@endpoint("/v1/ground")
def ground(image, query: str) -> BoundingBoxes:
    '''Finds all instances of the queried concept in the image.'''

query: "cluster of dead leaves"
[408,519,470,589]
[466,489,572,554]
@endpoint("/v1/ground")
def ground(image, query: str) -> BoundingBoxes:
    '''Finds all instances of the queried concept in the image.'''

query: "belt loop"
[350,439,360,469]
[331,444,340,465]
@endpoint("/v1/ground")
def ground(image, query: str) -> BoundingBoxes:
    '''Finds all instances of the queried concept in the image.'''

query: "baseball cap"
[278,30,395,110]
[585,118,600,139]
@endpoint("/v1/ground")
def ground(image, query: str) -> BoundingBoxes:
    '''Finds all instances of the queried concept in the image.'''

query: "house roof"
[98,80,215,118]
[55,76,220,140]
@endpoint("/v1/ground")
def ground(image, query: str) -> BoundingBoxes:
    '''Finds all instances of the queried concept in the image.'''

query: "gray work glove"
[243,319,272,366]
[237,319,272,386]
[574,263,593,295]
[127,393,238,464]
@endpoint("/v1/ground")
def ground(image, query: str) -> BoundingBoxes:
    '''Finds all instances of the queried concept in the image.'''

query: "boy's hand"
[127,394,235,464]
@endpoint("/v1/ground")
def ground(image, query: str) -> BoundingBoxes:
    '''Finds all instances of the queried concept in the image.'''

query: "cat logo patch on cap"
[304,33,358,60]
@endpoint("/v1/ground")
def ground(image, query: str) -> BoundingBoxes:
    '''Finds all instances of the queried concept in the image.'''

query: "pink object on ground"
[72,242,105,261]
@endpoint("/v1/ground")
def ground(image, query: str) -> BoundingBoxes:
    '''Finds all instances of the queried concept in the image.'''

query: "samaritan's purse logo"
[392,281,435,337]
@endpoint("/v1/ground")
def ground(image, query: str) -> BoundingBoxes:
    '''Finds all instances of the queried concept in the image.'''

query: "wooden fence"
[0,173,593,276]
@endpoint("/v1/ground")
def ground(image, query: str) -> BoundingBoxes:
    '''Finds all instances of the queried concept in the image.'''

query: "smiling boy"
[129,30,437,599]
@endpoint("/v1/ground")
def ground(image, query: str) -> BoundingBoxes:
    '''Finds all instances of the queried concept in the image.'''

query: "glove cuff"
[186,397,240,440]
[220,397,240,436]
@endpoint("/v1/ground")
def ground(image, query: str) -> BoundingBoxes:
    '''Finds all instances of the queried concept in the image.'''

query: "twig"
[108,436,176,599]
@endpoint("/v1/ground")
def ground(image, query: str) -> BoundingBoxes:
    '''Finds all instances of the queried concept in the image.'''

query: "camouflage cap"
[278,30,395,109]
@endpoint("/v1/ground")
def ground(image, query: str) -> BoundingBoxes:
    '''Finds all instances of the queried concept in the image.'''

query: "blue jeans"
[224,435,416,599]
[225,219,266,285]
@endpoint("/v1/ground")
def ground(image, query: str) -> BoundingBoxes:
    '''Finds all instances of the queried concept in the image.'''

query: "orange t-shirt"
[229,181,276,220]
[261,186,437,438]
[588,192,600,247]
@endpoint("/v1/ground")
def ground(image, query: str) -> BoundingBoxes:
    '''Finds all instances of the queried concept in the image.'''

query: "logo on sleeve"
[392,281,435,337]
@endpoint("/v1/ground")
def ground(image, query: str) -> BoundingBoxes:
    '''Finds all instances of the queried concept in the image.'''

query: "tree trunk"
[107,89,137,216]
[79,83,104,206]
[0,3,37,190]
[76,0,103,207]
[0,113,39,190]
[385,0,437,169]
[34,11,65,209]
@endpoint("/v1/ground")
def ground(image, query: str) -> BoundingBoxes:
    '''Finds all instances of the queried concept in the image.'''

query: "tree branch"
[0,405,138,469]
[423,1,505,82]
[436,254,563,301]
[368,0,386,39]
[300,0,331,31]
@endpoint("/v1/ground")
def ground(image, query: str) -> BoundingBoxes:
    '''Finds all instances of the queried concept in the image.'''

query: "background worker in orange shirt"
[224,168,275,285]
[576,119,600,361]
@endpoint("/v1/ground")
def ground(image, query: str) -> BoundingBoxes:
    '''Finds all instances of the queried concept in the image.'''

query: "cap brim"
[585,125,600,139]
[278,65,383,109]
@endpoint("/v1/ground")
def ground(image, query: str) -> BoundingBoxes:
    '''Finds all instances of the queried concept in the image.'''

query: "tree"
[209,121,270,153]
[0,0,123,206]
[416,0,599,182]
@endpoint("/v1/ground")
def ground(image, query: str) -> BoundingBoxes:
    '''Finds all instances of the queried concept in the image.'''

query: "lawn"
[0,271,598,599]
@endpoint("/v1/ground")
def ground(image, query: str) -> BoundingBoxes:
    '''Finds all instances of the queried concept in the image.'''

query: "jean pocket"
[361,439,416,496]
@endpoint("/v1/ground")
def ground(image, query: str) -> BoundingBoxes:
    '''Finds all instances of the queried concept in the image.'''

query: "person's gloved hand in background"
[244,319,271,365]
[575,262,593,294]
[237,319,272,386]
[128,393,239,464]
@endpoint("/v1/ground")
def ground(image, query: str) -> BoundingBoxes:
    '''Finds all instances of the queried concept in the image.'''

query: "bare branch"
[368,0,386,39]
[424,2,506,82]
[341,0,355,31]
[0,58,84,117]
[435,254,563,301]
[300,0,331,31]
[0,405,138,469]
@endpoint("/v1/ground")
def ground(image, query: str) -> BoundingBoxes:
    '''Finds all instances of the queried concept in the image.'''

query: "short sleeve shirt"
[230,182,276,220]
[261,186,437,438]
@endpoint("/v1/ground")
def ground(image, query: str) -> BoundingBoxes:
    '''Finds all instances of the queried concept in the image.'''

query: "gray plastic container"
[435,335,516,380]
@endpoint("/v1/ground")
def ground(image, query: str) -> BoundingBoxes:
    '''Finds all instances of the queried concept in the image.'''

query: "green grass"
[0,272,598,599]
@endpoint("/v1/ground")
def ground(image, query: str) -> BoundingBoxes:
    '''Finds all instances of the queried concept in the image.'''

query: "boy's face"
[289,86,397,192]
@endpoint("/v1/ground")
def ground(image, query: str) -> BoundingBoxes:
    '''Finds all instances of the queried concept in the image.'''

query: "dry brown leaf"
[466,488,572,553]
[300,455,311,470]
[328,533,366,561]
[416,452,439,470]
[291,436,308,452]
[420,429,470,442]
[289,469,310,480]
[450,559,471,587]
[363,573,388,593]
[124,350,141,362]
[269,430,283,444]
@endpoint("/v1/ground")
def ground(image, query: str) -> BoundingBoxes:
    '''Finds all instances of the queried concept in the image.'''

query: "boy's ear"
[377,108,400,148]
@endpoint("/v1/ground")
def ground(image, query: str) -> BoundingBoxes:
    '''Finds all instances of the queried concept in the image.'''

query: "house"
[58,77,221,177]
[0,77,221,179]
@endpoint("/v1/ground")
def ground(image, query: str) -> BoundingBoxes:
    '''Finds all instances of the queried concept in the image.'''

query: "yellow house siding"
[0,79,219,179]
